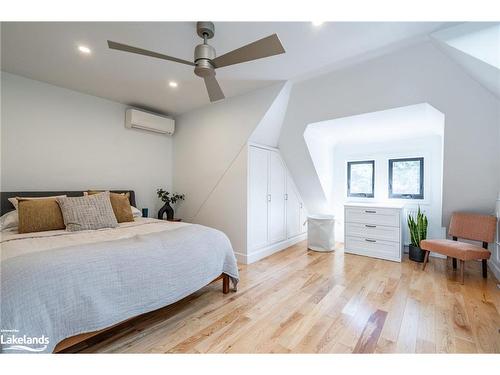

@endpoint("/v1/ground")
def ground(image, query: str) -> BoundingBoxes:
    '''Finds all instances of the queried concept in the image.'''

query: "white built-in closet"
[247,144,307,263]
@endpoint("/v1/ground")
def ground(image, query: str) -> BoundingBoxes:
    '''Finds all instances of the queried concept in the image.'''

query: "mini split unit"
[125,108,175,135]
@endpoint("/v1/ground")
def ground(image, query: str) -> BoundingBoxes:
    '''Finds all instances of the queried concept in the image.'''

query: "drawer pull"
[365,224,377,228]
[365,238,377,243]
[365,210,377,214]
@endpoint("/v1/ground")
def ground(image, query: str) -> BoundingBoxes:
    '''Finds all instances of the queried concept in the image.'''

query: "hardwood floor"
[66,241,500,353]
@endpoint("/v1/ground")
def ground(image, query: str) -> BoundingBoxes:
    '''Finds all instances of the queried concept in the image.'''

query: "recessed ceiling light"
[78,45,91,54]
[169,81,178,88]
[312,21,324,27]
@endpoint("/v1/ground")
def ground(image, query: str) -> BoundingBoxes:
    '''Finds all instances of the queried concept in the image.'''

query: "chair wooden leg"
[460,260,465,285]
[482,259,488,278]
[452,258,457,270]
[422,251,430,271]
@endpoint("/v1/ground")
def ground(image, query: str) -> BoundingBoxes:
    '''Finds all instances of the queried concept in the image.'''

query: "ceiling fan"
[107,22,286,103]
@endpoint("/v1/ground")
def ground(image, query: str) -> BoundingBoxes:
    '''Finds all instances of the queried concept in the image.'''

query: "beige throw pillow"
[56,192,118,232]
[85,191,134,223]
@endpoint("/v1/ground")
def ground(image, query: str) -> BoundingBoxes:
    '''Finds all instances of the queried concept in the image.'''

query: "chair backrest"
[448,212,497,243]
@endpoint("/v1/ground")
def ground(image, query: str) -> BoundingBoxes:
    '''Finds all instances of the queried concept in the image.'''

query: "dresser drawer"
[345,222,400,242]
[345,207,400,227]
[345,236,401,262]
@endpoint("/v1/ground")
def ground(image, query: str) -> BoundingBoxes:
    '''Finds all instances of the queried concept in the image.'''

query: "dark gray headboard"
[0,190,136,216]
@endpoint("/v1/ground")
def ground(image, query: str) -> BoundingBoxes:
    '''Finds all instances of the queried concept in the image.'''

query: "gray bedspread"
[0,224,239,353]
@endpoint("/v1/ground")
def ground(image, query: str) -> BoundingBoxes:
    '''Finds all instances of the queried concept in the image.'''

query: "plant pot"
[158,202,174,220]
[408,244,426,262]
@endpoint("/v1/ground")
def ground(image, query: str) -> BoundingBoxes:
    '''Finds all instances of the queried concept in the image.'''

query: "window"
[347,160,375,198]
[388,157,424,199]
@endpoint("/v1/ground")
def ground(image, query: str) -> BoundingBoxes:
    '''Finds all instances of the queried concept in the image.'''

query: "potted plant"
[407,207,428,262]
[156,189,185,220]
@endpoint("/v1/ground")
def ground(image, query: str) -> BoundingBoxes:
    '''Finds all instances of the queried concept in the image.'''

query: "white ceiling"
[1,22,449,115]
[430,22,500,99]
[304,103,444,146]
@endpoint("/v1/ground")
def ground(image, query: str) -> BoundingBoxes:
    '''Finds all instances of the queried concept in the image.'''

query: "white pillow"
[8,195,67,210]
[0,210,19,231]
[131,206,142,218]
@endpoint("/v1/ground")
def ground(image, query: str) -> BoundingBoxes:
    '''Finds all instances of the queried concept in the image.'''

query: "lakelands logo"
[1,329,49,352]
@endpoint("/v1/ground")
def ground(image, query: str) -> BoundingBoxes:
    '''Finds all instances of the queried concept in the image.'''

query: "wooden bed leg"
[222,273,230,294]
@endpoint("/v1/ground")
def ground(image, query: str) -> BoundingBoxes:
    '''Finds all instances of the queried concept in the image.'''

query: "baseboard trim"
[236,234,307,264]
[488,260,500,281]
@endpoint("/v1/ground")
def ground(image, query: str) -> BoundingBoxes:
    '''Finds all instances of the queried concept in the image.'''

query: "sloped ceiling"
[431,23,500,99]
[249,82,292,147]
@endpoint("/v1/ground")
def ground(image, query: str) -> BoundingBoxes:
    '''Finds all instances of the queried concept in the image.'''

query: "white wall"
[194,145,249,258]
[303,134,332,205]
[332,135,444,244]
[1,72,173,213]
[430,23,500,100]
[173,83,284,255]
[280,41,500,230]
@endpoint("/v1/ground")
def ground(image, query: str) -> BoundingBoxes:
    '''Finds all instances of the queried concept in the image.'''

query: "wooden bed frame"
[53,273,231,353]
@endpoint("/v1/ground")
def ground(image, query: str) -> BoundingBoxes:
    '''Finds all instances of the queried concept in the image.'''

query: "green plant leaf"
[407,207,428,246]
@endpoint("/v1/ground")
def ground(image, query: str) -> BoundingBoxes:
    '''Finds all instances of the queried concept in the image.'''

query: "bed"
[0,190,239,354]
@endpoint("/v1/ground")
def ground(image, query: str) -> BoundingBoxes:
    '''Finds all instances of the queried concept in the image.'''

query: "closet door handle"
[284,193,288,201]
[365,210,377,214]
[365,238,377,243]
[365,224,377,228]
[267,194,272,202]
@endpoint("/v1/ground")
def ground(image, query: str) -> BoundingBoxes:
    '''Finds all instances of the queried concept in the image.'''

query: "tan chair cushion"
[86,191,133,223]
[18,198,65,234]
[420,239,491,261]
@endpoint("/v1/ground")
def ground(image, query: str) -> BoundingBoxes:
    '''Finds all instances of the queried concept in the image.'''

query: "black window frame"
[347,160,375,198]
[388,157,424,199]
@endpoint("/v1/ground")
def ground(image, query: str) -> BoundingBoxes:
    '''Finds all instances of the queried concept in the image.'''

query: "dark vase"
[158,202,174,220]
[409,244,426,262]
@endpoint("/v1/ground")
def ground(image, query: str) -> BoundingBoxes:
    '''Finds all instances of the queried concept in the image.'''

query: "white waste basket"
[307,214,335,252]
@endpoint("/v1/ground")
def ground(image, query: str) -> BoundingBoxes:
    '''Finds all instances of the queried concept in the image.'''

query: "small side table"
[167,218,182,222]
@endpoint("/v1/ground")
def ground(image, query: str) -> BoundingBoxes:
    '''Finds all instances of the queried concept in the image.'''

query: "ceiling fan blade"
[203,75,225,102]
[212,34,285,69]
[107,40,195,66]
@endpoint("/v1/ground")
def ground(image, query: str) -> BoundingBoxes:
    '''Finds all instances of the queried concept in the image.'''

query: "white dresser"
[344,203,403,262]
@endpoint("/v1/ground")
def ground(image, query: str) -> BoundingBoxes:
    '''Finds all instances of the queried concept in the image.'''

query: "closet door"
[249,146,269,250]
[299,200,308,234]
[268,151,287,244]
[286,175,302,238]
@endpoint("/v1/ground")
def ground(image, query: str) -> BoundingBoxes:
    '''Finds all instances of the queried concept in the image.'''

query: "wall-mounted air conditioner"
[125,109,175,135]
